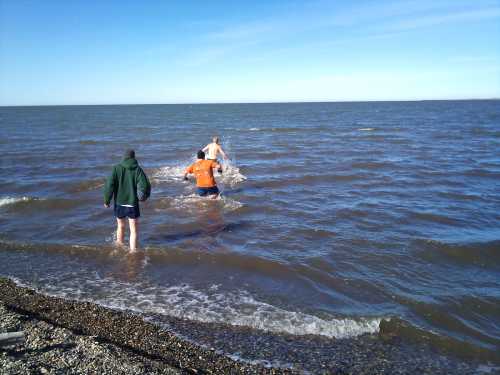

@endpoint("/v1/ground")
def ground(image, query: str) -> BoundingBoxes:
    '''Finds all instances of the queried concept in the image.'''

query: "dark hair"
[125,149,135,159]
[197,150,205,159]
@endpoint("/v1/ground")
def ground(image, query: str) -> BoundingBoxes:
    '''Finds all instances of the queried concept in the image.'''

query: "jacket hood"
[120,157,138,170]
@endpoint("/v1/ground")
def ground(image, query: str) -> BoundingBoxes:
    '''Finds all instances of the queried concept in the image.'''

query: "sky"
[0,0,499,105]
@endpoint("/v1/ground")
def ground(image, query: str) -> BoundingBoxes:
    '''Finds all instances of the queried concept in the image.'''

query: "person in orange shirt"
[184,150,222,198]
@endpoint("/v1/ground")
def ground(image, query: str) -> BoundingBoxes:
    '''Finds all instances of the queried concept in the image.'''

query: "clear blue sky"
[1,0,499,105]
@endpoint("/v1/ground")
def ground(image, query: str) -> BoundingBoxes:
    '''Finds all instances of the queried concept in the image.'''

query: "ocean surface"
[0,101,499,368]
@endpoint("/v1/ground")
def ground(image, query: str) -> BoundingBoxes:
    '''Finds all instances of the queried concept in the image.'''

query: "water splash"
[152,160,246,188]
[153,165,187,183]
[169,194,243,212]
[0,196,36,207]
[219,162,247,187]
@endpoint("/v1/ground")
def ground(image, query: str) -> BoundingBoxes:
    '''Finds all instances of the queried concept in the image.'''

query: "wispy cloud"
[322,0,500,27]
[449,56,499,64]
[206,21,277,41]
[177,37,266,68]
[382,7,500,31]
[179,0,500,67]
[180,46,231,68]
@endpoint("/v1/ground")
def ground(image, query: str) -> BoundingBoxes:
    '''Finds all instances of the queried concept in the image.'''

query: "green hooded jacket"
[104,157,151,206]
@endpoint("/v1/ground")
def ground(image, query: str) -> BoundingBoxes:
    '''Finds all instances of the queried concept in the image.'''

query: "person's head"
[212,136,219,144]
[197,150,205,160]
[125,149,135,159]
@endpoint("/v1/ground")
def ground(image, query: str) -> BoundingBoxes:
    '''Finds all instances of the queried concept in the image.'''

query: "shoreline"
[0,277,291,374]
[0,277,495,374]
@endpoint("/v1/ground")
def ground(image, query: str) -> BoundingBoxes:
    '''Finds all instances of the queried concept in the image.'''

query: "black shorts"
[197,186,219,196]
[114,205,140,219]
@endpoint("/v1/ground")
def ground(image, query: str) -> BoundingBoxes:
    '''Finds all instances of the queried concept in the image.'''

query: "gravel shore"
[0,277,492,374]
[0,303,181,374]
[0,278,292,374]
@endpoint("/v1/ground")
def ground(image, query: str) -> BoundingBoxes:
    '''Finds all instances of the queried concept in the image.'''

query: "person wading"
[184,150,222,199]
[202,136,228,172]
[104,149,151,251]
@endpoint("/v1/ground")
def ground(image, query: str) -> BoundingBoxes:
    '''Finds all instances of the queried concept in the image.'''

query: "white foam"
[249,128,260,131]
[13,275,382,339]
[358,128,375,131]
[152,165,187,182]
[169,194,243,212]
[0,196,33,207]
[218,163,247,187]
[219,195,244,211]
[104,230,118,245]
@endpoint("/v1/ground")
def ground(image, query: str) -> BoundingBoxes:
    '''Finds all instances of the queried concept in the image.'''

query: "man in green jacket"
[104,149,151,252]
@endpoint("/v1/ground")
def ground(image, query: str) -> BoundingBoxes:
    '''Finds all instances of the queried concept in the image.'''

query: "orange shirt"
[186,160,217,188]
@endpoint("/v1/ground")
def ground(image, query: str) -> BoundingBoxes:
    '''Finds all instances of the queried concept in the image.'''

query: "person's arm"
[103,167,117,207]
[217,145,229,160]
[202,144,210,152]
[137,168,151,202]
[184,165,193,180]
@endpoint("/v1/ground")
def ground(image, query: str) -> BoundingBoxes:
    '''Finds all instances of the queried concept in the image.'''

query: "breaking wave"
[0,196,38,208]
[10,276,382,340]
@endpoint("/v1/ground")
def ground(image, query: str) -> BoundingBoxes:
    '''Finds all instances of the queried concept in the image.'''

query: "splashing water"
[152,159,246,188]
[152,165,188,183]
[219,162,247,187]
[0,196,37,207]
[169,194,243,212]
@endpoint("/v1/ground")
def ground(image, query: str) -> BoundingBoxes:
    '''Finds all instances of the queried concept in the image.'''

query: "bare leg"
[116,218,126,246]
[129,218,139,251]
[209,193,219,200]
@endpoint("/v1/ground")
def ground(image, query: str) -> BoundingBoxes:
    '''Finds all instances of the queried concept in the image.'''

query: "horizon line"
[1,97,499,108]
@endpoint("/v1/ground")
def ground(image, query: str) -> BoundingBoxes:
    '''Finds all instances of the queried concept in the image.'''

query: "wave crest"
[0,196,36,208]
[11,276,382,339]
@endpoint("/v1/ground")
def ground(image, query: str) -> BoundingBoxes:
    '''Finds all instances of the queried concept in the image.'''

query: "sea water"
[0,101,499,369]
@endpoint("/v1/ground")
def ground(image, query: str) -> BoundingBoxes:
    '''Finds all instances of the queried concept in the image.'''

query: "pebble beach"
[0,277,292,374]
[1,277,492,374]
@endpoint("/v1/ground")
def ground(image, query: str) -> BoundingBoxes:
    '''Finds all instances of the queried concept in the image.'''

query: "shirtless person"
[202,137,228,172]
[184,150,222,199]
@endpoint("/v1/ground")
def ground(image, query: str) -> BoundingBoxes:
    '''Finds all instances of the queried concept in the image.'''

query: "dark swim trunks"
[114,204,140,219]
[197,186,219,196]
